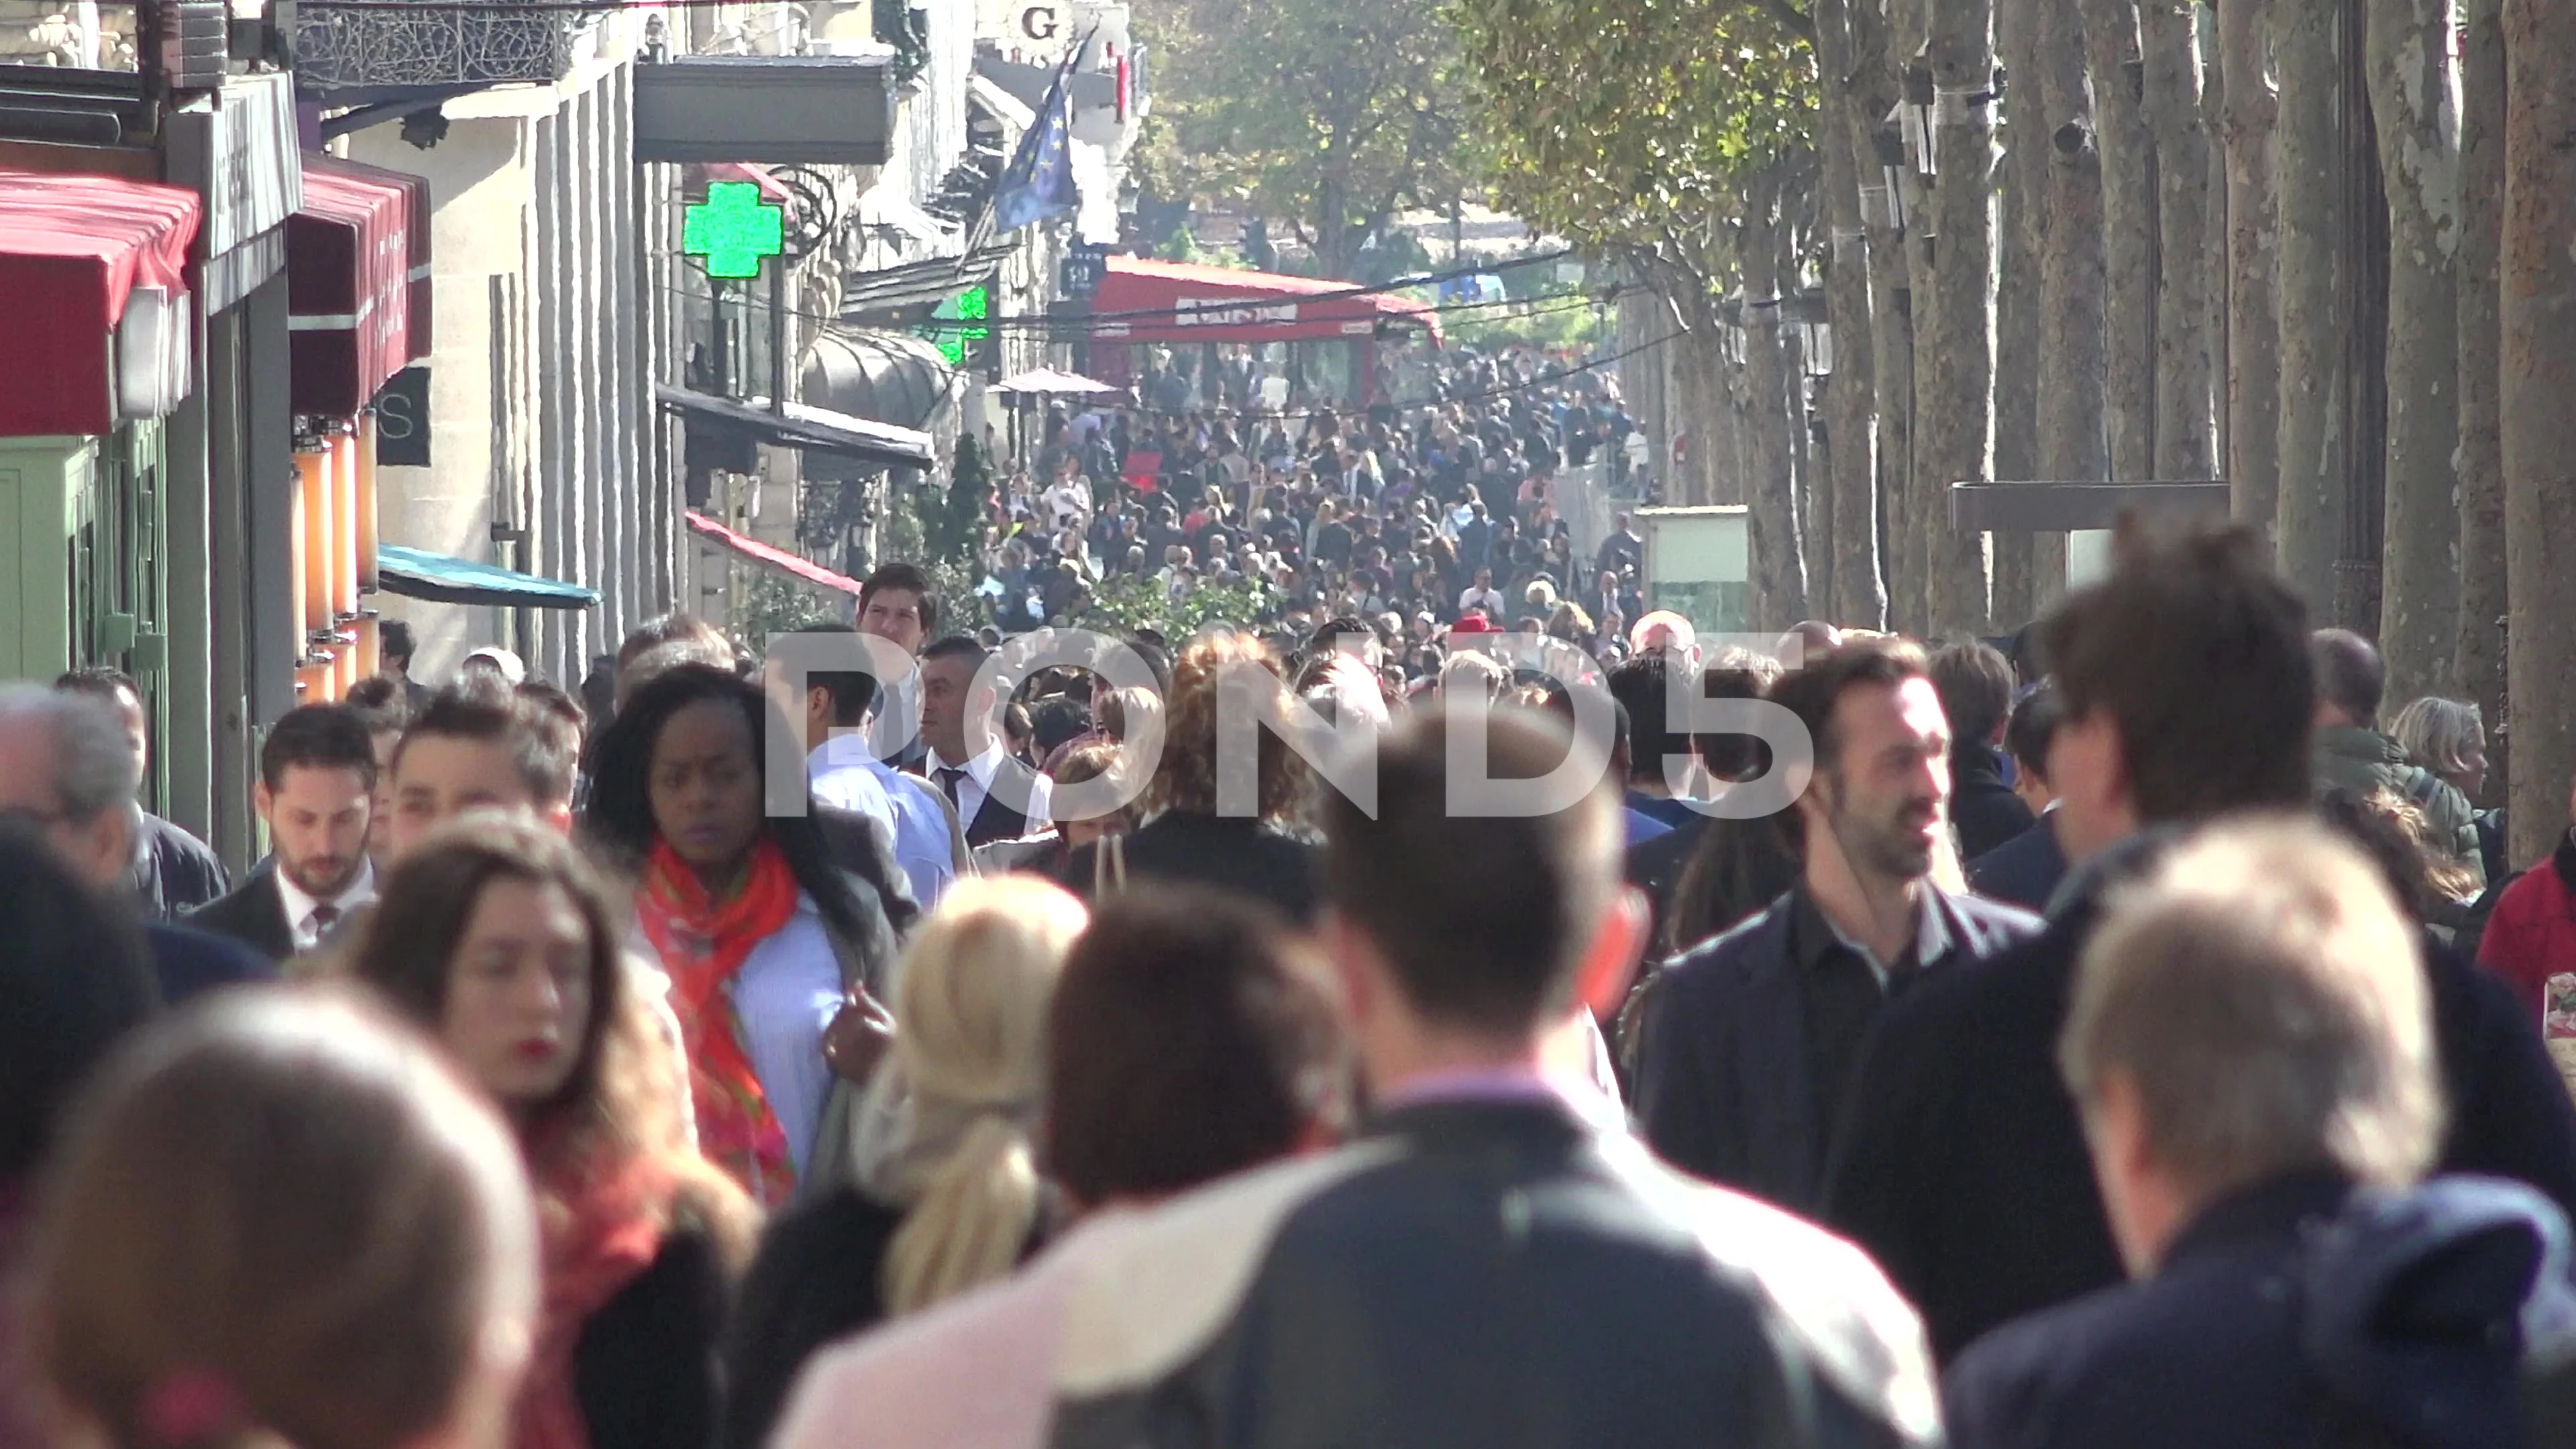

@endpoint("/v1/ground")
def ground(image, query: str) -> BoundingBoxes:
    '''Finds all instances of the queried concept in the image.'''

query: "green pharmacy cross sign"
[683,182,786,280]
[925,283,991,368]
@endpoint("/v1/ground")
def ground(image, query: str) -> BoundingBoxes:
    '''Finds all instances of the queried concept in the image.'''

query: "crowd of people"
[960,342,1662,672]
[6,508,2576,1449]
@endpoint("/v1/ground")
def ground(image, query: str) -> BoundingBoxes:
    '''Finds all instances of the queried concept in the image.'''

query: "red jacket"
[2479,830,2576,1030]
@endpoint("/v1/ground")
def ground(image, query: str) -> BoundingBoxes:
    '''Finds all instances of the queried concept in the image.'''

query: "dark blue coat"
[1966,814,2068,914]
[145,921,275,1004]
[1823,835,2576,1363]
[1633,886,2040,1215]
[1948,745,2035,862]
[1945,1173,2576,1449]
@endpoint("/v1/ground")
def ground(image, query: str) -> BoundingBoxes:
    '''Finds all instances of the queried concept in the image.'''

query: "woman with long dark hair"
[349,818,755,1449]
[1,828,160,1449]
[582,664,898,1206]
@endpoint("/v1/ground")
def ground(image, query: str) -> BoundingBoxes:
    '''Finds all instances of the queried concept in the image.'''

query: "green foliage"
[1075,573,1277,635]
[1356,227,1437,285]
[1445,293,1609,353]
[735,571,847,653]
[1158,227,1256,267]
[877,482,928,568]
[1448,0,1817,282]
[925,438,993,568]
[927,557,994,632]
[1132,0,1472,280]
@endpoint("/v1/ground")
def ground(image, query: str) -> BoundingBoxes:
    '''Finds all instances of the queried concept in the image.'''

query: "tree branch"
[1763,0,1819,44]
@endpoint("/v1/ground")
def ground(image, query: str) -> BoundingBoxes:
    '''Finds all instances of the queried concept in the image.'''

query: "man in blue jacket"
[1945,818,2576,1449]
[1635,637,2038,1215]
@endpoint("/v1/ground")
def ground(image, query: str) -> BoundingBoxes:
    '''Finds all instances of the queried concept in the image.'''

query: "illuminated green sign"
[926,283,993,366]
[682,182,786,280]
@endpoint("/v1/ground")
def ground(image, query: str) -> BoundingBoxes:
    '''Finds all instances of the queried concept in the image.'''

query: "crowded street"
[9,0,2576,1445]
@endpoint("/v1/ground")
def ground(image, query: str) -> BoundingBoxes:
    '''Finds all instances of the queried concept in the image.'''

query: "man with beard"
[1633,639,2039,1216]
[189,703,378,963]
[1823,526,2576,1364]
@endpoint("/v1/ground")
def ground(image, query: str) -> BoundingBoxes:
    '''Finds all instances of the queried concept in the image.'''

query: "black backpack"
[2437,868,2526,964]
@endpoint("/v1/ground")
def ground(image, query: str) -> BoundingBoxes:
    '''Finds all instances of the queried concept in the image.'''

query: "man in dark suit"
[1966,682,2071,911]
[1623,649,1787,951]
[191,703,380,964]
[1635,639,2039,1216]
[1945,820,2575,1449]
[0,685,270,1004]
[1929,640,2034,860]
[914,635,1052,848]
[1823,527,2576,1364]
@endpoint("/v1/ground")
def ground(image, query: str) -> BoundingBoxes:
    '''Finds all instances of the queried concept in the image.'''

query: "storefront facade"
[286,152,431,704]
[164,70,303,857]
[0,168,203,807]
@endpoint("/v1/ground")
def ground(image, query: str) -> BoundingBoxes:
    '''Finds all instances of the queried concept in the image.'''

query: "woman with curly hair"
[1055,631,1324,923]
[580,665,902,1205]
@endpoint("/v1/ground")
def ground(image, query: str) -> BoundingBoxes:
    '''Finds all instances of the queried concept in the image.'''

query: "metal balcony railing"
[291,0,589,99]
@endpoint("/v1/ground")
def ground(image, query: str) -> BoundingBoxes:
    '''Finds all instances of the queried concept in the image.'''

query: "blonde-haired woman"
[717,877,1087,1449]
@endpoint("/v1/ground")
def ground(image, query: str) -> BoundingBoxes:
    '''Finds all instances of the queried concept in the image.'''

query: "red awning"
[288,154,427,417]
[1091,256,1442,345]
[685,511,865,596]
[0,170,201,438]
[323,154,433,354]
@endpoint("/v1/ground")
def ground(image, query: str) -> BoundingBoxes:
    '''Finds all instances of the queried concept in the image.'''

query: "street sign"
[1947,479,2231,533]
[1059,242,1108,299]
[682,182,786,280]
[375,366,430,468]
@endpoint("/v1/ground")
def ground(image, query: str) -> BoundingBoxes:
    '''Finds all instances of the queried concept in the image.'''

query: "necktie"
[306,903,339,945]
[935,765,968,808]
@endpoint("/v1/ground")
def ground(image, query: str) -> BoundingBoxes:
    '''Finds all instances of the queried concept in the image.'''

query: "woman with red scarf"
[350,816,756,1449]
[580,664,900,1207]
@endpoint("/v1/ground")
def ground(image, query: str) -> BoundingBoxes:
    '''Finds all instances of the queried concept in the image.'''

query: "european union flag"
[993,52,1081,232]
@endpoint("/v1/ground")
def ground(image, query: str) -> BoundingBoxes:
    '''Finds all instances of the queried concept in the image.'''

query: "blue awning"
[376,545,600,609]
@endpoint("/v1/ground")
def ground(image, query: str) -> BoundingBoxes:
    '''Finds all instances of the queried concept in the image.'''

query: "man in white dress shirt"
[777,625,963,911]
[918,636,1053,849]
[857,561,938,770]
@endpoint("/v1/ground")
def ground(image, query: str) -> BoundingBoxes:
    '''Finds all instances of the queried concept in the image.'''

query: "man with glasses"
[0,684,269,1003]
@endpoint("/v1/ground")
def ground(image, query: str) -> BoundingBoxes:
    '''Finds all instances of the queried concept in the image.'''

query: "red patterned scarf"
[515,1150,667,1449]
[637,837,802,1205]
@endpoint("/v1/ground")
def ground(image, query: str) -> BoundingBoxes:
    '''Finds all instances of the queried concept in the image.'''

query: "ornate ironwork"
[292,0,579,95]
[769,164,839,261]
